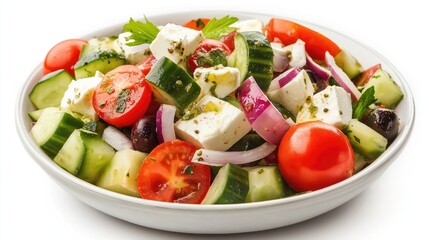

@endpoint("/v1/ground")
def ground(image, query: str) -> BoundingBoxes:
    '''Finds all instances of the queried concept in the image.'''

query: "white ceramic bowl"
[16,11,415,234]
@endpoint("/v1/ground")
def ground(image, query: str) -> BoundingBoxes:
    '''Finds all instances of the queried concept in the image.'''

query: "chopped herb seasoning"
[194,130,200,134]
[126,172,130,177]
[196,150,202,156]
[83,121,97,132]
[116,89,130,113]
[149,157,156,162]
[354,136,361,144]
[309,104,318,116]
[258,169,264,174]
[183,165,194,175]
[323,93,329,98]
[195,18,206,28]
[175,80,183,86]
[323,108,329,113]
[105,86,114,94]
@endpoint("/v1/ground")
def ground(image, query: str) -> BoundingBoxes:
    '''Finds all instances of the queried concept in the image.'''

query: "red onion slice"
[268,67,301,92]
[306,53,331,81]
[325,52,361,101]
[191,142,277,166]
[156,104,176,143]
[102,126,133,151]
[237,77,291,145]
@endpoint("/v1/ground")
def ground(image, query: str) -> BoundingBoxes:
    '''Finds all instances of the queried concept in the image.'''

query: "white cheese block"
[267,70,314,116]
[175,95,251,151]
[60,72,103,120]
[150,23,204,69]
[193,66,241,98]
[117,32,151,65]
[230,19,265,33]
[296,86,352,129]
[285,39,306,68]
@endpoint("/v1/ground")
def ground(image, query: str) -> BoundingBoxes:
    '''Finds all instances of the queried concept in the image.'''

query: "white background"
[1,0,427,239]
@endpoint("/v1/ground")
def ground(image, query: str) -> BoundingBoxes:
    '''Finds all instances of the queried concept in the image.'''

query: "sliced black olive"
[363,108,399,144]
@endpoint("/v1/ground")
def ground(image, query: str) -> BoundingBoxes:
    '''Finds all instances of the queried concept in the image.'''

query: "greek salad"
[28,15,404,204]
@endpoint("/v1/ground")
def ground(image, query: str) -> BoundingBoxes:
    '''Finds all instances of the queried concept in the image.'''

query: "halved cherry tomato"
[188,39,231,73]
[137,140,211,204]
[183,18,210,30]
[92,65,152,127]
[136,55,157,76]
[266,18,341,61]
[43,39,88,76]
[278,121,354,192]
[354,63,381,86]
[220,30,237,52]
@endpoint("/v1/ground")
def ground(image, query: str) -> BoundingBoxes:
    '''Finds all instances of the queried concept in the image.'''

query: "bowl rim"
[15,9,416,212]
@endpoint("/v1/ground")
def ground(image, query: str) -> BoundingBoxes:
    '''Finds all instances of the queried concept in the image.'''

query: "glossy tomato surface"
[188,39,231,73]
[92,65,152,127]
[183,18,210,30]
[42,39,88,76]
[278,121,354,192]
[137,140,211,204]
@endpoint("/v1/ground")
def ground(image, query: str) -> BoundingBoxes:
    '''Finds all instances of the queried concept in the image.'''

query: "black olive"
[131,116,159,153]
[363,108,399,144]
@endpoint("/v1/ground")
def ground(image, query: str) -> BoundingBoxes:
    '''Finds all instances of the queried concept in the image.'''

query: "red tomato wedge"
[278,121,354,192]
[136,55,157,75]
[92,65,152,127]
[183,18,210,30]
[354,63,381,86]
[137,140,211,204]
[188,39,231,73]
[266,18,341,61]
[43,39,88,77]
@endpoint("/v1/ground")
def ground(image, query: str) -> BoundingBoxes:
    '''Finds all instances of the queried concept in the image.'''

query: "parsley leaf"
[352,86,377,120]
[202,15,238,40]
[123,17,160,46]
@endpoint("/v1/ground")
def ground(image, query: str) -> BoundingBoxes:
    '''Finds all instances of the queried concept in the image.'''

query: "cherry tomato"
[136,55,157,76]
[183,18,210,30]
[220,30,237,52]
[92,65,152,127]
[354,63,381,86]
[266,18,340,61]
[137,140,211,204]
[188,39,231,73]
[43,39,88,76]
[278,121,354,192]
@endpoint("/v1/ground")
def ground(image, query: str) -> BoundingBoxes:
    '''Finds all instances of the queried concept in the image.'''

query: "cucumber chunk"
[80,37,120,59]
[29,69,73,109]
[146,57,201,113]
[202,163,249,204]
[53,129,85,175]
[97,149,147,197]
[362,68,404,108]
[245,166,293,202]
[31,108,84,159]
[229,31,273,92]
[77,130,115,183]
[334,49,363,79]
[28,107,58,121]
[74,50,125,79]
[345,119,387,161]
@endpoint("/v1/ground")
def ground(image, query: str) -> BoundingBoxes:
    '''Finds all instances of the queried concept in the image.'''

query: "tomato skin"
[42,39,88,76]
[278,121,354,192]
[92,65,152,127]
[188,39,231,73]
[137,140,211,204]
[354,63,381,86]
[220,30,237,52]
[183,18,210,30]
[266,18,341,61]
[136,55,157,76]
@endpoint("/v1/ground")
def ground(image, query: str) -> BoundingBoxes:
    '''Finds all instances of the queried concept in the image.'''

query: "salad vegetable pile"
[28,15,404,204]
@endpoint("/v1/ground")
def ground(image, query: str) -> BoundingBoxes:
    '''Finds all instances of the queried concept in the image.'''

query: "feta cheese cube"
[267,70,314,116]
[296,86,352,129]
[60,72,102,120]
[194,66,241,98]
[285,39,306,68]
[117,32,151,65]
[230,19,265,33]
[150,23,204,69]
[175,95,251,151]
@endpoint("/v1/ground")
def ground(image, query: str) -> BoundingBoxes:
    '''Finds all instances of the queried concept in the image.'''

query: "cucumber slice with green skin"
[97,149,147,197]
[53,129,85,175]
[229,31,274,92]
[31,109,84,159]
[202,163,249,204]
[80,37,119,59]
[29,69,73,109]
[345,119,387,161]
[362,68,404,109]
[74,50,125,79]
[146,57,201,113]
[245,166,293,203]
[334,49,363,80]
[77,130,116,183]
